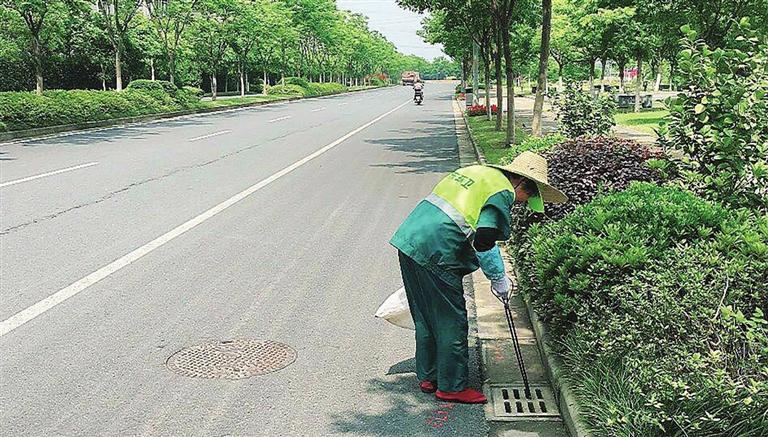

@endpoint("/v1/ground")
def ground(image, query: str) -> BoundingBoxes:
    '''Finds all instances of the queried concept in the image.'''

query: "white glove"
[490,276,511,299]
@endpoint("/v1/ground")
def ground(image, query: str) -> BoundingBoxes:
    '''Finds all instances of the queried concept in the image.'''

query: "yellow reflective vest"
[426,165,515,241]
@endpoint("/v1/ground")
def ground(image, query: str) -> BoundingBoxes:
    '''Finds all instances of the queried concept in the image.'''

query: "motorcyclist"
[413,80,424,101]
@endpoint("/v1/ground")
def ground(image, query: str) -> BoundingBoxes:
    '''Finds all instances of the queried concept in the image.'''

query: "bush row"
[491,81,767,434]
[0,83,201,132]
[267,78,348,98]
[516,183,767,435]
[0,78,359,132]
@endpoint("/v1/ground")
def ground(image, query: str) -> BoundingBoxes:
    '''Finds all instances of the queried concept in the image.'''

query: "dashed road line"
[0,98,411,338]
[189,130,231,142]
[0,162,99,189]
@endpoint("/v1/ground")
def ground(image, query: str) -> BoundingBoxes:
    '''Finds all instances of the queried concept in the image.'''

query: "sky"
[335,0,445,60]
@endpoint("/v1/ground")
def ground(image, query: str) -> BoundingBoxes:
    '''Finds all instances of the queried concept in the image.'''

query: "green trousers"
[398,251,468,392]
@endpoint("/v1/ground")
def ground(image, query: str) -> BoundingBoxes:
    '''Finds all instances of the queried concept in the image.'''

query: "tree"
[228,0,258,96]
[2,0,61,94]
[549,0,580,91]
[531,0,552,136]
[250,0,293,90]
[95,0,143,91]
[144,0,200,85]
[190,0,234,99]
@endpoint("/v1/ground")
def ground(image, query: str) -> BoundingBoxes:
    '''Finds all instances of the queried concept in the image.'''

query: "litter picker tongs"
[494,284,532,399]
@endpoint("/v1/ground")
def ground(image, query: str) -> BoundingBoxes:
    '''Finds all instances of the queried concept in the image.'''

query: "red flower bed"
[467,104,499,116]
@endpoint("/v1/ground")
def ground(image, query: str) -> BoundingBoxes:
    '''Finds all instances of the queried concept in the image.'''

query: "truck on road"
[401,71,420,86]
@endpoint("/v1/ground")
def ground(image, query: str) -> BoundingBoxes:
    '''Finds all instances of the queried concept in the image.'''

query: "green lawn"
[614,109,669,134]
[199,94,292,109]
[465,115,528,164]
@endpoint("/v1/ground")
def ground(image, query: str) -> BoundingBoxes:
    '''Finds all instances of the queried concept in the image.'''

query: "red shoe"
[436,388,487,404]
[420,380,437,393]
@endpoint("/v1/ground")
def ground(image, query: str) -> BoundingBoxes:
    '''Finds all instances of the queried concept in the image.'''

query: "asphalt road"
[0,83,489,436]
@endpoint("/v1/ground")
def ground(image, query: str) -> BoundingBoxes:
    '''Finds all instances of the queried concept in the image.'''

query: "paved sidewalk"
[453,98,569,437]
[611,124,657,145]
[473,254,568,437]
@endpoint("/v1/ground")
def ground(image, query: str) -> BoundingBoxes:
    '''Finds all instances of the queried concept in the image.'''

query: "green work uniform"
[390,166,514,392]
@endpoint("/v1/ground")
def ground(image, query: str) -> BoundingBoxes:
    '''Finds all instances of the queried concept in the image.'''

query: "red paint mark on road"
[426,402,457,429]
[492,344,504,363]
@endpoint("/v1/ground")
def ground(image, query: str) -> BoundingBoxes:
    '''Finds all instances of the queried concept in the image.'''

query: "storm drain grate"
[489,384,560,420]
[166,339,297,380]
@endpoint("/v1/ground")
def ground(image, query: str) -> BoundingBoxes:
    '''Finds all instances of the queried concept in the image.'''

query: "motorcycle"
[414,90,423,105]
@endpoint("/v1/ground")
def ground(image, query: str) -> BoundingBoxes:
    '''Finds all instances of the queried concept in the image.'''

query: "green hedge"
[267,81,347,98]
[126,79,178,96]
[267,84,306,97]
[517,183,768,435]
[305,82,346,96]
[283,76,311,89]
[182,86,204,98]
[0,88,200,131]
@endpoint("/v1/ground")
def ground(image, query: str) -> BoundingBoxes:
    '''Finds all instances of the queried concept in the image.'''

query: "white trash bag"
[375,287,415,330]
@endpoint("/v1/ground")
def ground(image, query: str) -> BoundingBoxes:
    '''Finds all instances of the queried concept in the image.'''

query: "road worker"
[390,151,567,404]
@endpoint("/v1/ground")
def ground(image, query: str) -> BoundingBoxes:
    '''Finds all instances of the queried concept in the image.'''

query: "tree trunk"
[472,42,479,106]
[169,52,176,85]
[150,58,156,81]
[634,55,643,113]
[484,56,492,121]
[32,37,43,95]
[532,0,552,137]
[494,36,504,132]
[589,59,595,97]
[501,24,516,146]
[115,47,123,91]
[599,59,607,93]
[618,61,625,94]
[669,60,676,91]
[211,74,218,101]
[263,70,268,95]
[101,64,107,91]
[246,72,250,93]
[239,66,245,98]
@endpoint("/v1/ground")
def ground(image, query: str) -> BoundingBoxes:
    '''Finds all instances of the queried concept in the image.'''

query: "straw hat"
[488,151,568,210]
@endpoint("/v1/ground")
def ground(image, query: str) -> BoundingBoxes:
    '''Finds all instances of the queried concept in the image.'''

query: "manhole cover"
[489,384,561,421]
[166,339,297,379]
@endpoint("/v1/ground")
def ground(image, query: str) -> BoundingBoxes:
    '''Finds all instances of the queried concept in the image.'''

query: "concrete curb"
[522,285,591,437]
[0,85,391,143]
[457,98,488,165]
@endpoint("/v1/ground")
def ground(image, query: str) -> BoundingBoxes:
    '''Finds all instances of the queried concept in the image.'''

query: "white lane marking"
[188,130,231,142]
[338,102,349,106]
[0,162,99,189]
[268,116,292,123]
[0,99,411,338]
[311,107,327,112]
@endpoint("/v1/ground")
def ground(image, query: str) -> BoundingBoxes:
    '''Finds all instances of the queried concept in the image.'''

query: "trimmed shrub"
[175,88,202,106]
[0,89,198,131]
[370,76,387,87]
[182,86,204,98]
[126,79,177,96]
[283,76,310,89]
[659,21,768,212]
[551,83,616,137]
[509,136,662,242]
[267,84,306,96]
[305,82,347,96]
[517,183,768,435]
[498,133,566,165]
[0,121,6,132]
